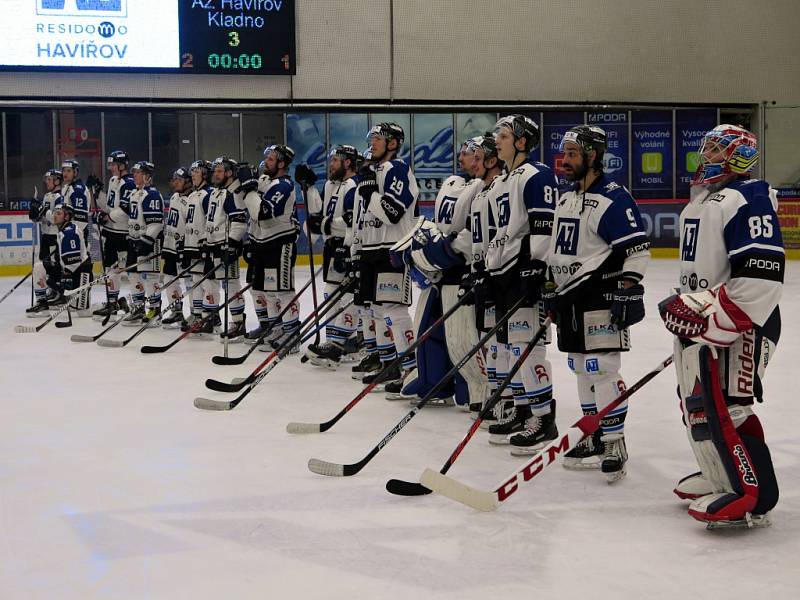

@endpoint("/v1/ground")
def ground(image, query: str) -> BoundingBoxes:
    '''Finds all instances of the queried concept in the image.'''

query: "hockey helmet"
[693,124,758,186]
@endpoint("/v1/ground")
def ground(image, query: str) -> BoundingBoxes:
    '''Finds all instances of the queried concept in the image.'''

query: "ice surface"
[1,261,798,599]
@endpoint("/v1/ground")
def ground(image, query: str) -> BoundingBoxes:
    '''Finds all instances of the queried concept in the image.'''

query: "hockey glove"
[610,283,645,329]
[242,241,254,265]
[540,281,557,321]
[135,236,155,256]
[658,287,752,347]
[333,244,350,273]
[86,174,103,200]
[357,170,378,205]
[294,164,318,187]
[306,212,323,235]
[28,198,43,221]
[224,238,242,262]
[518,256,547,302]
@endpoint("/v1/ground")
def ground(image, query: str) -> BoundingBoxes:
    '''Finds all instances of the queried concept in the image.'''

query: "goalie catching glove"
[659,286,752,346]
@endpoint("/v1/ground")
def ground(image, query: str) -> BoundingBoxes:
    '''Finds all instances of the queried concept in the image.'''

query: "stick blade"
[385,478,432,496]
[204,378,246,393]
[285,421,321,434]
[70,334,96,342]
[419,468,498,512]
[14,325,37,333]
[96,339,124,348]
[212,355,247,365]
[140,344,170,354]
[307,458,345,477]
[193,397,233,411]
[54,321,73,328]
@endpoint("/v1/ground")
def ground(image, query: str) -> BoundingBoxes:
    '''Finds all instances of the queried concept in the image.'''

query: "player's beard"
[563,160,589,182]
[330,165,345,181]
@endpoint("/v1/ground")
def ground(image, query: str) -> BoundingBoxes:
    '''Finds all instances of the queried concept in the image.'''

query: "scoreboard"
[0,0,296,75]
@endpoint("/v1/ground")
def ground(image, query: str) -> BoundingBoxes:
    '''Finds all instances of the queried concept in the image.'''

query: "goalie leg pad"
[401,287,453,399]
[441,284,488,407]
[677,343,778,522]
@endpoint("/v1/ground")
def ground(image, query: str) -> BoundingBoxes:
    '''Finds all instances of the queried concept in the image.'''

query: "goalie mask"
[692,124,758,186]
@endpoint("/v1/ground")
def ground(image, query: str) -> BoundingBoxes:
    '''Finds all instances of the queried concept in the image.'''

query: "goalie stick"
[285,285,477,435]
[192,296,354,412]
[419,355,674,511]
[306,296,525,478]
[386,317,551,496]
[211,266,322,366]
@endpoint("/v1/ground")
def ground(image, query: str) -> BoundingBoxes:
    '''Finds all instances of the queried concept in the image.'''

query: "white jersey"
[245,175,297,244]
[357,159,419,252]
[485,160,559,276]
[434,176,481,237]
[206,180,247,247]
[103,174,136,235]
[460,175,502,265]
[321,177,357,240]
[184,185,211,253]
[37,190,62,237]
[679,179,784,327]
[258,174,271,194]
[163,192,189,254]
[127,185,164,243]
[549,175,650,295]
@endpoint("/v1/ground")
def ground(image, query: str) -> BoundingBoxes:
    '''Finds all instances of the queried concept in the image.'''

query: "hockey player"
[242,146,300,350]
[480,115,559,455]
[659,124,781,526]
[160,167,192,328]
[548,125,650,482]
[93,150,136,319]
[52,203,93,317]
[26,169,65,315]
[60,159,91,239]
[389,136,488,408]
[356,123,419,388]
[348,149,386,379]
[203,156,248,339]
[180,160,213,331]
[123,161,164,326]
[302,145,360,368]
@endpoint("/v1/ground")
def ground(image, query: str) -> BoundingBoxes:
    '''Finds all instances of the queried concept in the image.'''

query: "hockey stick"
[94,217,114,326]
[70,310,127,342]
[286,285,477,434]
[306,296,526,477]
[211,266,321,365]
[420,355,674,511]
[386,317,552,496]
[137,282,252,354]
[222,220,230,358]
[30,188,38,307]
[76,260,202,343]
[202,278,350,392]
[96,260,207,348]
[0,271,33,306]
[62,252,156,297]
[301,182,322,348]
[192,297,354,412]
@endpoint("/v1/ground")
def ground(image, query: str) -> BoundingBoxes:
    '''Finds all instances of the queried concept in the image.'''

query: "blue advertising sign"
[330,113,369,150]
[676,108,717,198]
[542,111,584,187]
[631,110,673,199]
[413,113,454,203]
[286,112,327,185]
[587,110,629,188]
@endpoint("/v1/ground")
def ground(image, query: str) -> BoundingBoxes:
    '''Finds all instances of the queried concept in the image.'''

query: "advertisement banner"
[412,113,454,204]
[776,188,800,250]
[542,111,584,187]
[631,110,673,199]
[587,110,629,188]
[676,109,717,198]
[634,199,686,248]
[0,214,36,266]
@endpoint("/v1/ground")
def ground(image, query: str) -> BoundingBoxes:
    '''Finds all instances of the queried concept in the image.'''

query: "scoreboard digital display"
[0,0,296,75]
